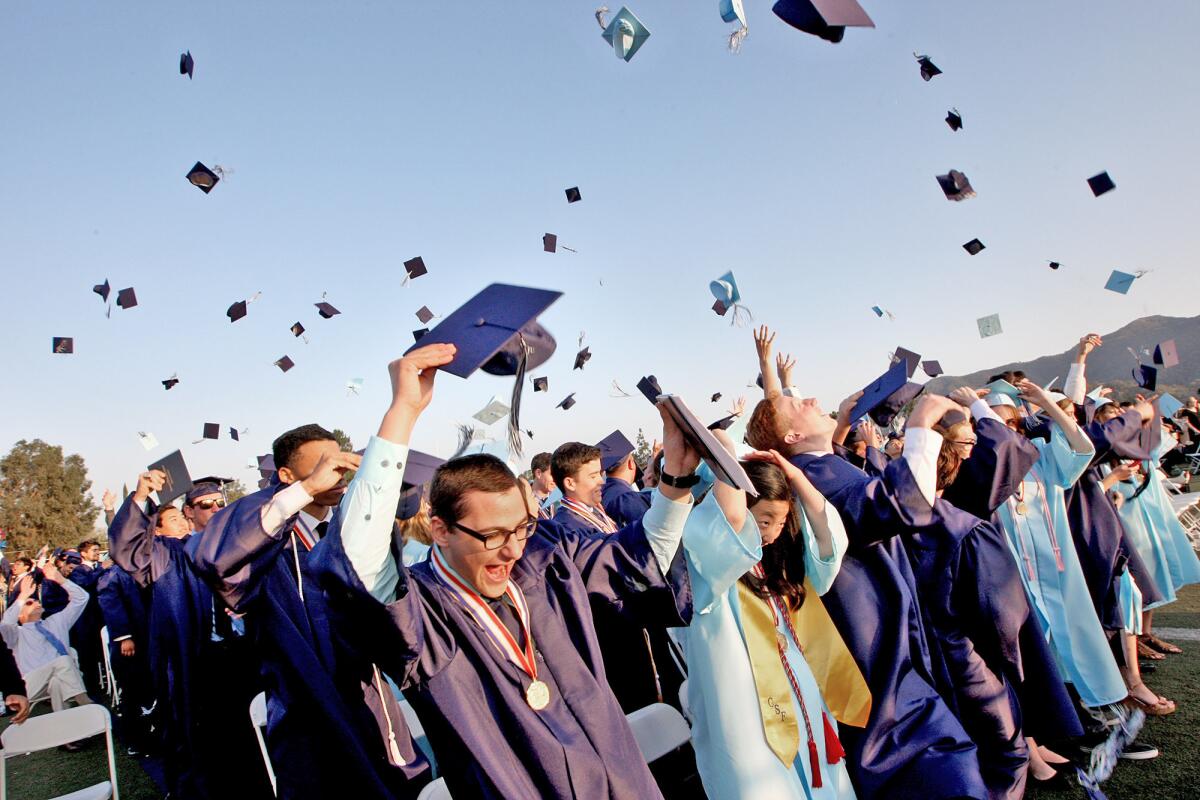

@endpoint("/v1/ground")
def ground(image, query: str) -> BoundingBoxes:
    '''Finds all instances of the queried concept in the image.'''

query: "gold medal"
[525,679,550,711]
[776,631,789,651]
[1015,501,1028,515]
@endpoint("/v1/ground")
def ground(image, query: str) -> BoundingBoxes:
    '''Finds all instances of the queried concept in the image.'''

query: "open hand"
[753,325,775,364]
[133,470,167,504]
[948,386,980,408]
[300,451,362,497]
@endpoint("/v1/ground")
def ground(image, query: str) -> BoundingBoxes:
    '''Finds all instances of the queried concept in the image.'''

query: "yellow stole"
[791,578,872,728]
[735,580,800,765]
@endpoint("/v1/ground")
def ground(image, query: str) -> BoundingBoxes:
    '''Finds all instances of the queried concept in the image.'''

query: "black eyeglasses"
[450,517,538,551]
[191,498,227,510]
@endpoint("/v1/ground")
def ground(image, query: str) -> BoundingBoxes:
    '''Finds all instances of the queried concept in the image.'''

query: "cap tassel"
[730,303,753,327]
[508,334,529,459]
[451,424,477,459]
[822,712,845,764]
[807,738,823,788]
[595,6,609,29]
[728,24,748,53]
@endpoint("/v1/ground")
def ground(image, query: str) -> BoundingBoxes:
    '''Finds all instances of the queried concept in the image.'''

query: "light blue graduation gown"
[680,493,856,800]
[994,425,1126,708]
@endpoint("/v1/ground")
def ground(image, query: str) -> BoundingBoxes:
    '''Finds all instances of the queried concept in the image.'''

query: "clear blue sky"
[3,0,1198,510]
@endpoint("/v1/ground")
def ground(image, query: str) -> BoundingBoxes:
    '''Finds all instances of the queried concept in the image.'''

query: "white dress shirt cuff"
[341,436,409,599]
[902,427,944,507]
[970,398,1003,425]
[259,482,314,537]
[113,635,132,642]
[1064,362,1086,405]
[642,490,694,576]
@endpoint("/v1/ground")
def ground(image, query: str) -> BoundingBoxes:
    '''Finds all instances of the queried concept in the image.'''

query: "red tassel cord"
[823,712,845,764]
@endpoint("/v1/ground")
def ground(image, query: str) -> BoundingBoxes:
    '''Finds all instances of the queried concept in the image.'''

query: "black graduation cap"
[574,347,592,370]
[1087,171,1115,197]
[291,322,305,337]
[712,300,728,316]
[52,336,74,354]
[543,234,557,253]
[963,238,986,255]
[203,423,220,440]
[274,356,295,373]
[162,375,180,390]
[848,360,926,427]
[707,414,737,431]
[1133,364,1157,391]
[227,300,248,322]
[936,170,975,201]
[229,427,240,442]
[148,450,193,505]
[1048,261,1061,270]
[395,450,445,520]
[637,375,664,404]
[771,0,875,43]
[415,306,435,324]
[186,162,219,194]
[915,53,942,81]
[532,376,549,392]
[711,392,722,402]
[1153,339,1179,368]
[892,347,920,379]
[315,302,340,319]
[412,328,429,342]
[557,393,577,410]
[116,287,138,310]
[93,280,110,302]
[565,186,582,203]
[180,51,194,79]
[921,360,943,378]
[596,430,635,472]
[404,257,427,280]
[945,109,963,131]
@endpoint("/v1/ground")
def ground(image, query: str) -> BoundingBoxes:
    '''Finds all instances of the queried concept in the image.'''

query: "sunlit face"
[777,395,838,448]
[750,498,790,546]
[563,458,604,507]
[944,422,977,460]
[157,506,191,538]
[993,405,1023,432]
[884,437,904,459]
[183,493,223,530]
[12,562,29,578]
[532,467,556,495]
[1094,404,1121,424]
[80,544,100,563]
[431,487,531,598]
[18,597,43,625]
[280,439,349,508]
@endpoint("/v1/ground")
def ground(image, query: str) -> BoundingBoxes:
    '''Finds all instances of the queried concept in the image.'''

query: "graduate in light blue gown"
[988,391,1127,709]
[681,446,858,800]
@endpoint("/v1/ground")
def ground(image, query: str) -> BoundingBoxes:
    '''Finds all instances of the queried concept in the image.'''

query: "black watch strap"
[659,467,701,489]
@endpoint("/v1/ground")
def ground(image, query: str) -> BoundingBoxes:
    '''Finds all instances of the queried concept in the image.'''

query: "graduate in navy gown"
[597,430,653,528]
[312,343,697,800]
[746,387,986,800]
[65,540,105,697]
[188,424,431,800]
[97,561,154,749]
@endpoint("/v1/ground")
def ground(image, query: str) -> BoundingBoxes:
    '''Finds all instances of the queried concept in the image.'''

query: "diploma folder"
[656,394,758,497]
[147,449,193,505]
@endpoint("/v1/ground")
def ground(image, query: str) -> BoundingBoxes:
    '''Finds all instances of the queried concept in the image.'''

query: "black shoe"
[1139,661,1158,674]
[1120,742,1159,760]
[1030,769,1073,790]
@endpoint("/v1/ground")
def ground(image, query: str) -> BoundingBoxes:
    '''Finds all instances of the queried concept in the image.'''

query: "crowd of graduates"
[3,321,1200,800]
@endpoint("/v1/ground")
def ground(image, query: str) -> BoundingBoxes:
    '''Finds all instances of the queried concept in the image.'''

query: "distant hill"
[926,314,1200,401]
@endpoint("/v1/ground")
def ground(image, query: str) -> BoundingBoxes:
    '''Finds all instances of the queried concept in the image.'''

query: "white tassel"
[595,6,609,29]
[728,25,748,53]
[729,303,753,327]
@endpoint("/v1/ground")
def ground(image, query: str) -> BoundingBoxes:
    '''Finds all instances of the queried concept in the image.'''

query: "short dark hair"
[551,442,601,489]
[272,424,337,471]
[530,452,551,474]
[986,370,1026,385]
[14,557,32,571]
[78,539,100,552]
[430,455,519,527]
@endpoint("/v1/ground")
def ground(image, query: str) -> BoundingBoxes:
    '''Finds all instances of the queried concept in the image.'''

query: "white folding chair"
[625,702,692,764]
[98,628,118,706]
[416,777,452,800]
[0,704,118,800]
[248,692,277,797]
[677,679,691,723]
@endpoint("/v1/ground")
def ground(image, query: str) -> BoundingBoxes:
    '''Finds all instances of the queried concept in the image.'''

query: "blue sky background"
[3,0,1198,506]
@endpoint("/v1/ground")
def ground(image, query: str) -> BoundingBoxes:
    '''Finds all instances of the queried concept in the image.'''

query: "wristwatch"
[659,467,701,489]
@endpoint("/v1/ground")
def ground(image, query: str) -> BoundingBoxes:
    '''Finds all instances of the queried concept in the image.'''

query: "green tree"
[331,429,354,452]
[223,479,249,503]
[0,439,99,553]
[633,429,653,469]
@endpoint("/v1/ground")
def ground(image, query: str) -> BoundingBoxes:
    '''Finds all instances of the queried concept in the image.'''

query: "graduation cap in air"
[574,347,592,370]
[415,306,435,324]
[772,0,874,43]
[720,0,749,51]
[565,186,582,203]
[708,414,738,431]
[412,328,429,342]
[1153,339,1179,368]
[637,375,664,404]
[180,51,194,79]
[963,238,985,255]
[601,6,651,61]
[712,300,728,316]
[915,53,942,81]
[229,427,240,442]
[147,450,193,505]
[291,322,305,338]
[1087,171,1115,197]
[533,376,549,392]
[871,306,885,318]
[937,170,976,201]
[543,233,557,253]
[472,397,510,426]
[396,450,445,520]
[274,356,295,373]
[1048,261,1061,271]
[1133,364,1157,391]
[93,280,111,303]
[596,430,635,472]
[1104,270,1137,294]
[186,162,219,194]
[162,375,180,390]
[403,256,427,281]
[711,392,722,402]
[116,287,138,310]
[977,314,1003,338]
[404,283,563,456]
[1158,392,1184,419]
[202,423,220,440]
[710,271,751,325]
[921,360,943,378]
[315,302,340,319]
[848,360,925,427]
[52,337,73,354]
[891,347,920,379]
[227,300,248,322]
[557,393,577,411]
[137,431,159,451]
[945,109,963,131]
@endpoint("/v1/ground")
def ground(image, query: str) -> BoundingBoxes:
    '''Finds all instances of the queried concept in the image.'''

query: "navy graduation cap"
[315,302,340,319]
[116,287,138,310]
[963,238,986,255]
[1133,364,1157,391]
[404,256,427,280]
[892,347,920,379]
[945,109,963,131]
[202,423,220,440]
[52,336,74,354]
[772,0,874,43]
[396,450,445,520]
[937,170,976,201]
[637,375,664,404]
[1153,339,1179,368]
[227,300,248,322]
[557,393,577,411]
[565,186,582,203]
[543,234,557,253]
[921,360,943,378]
[186,161,219,194]
[574,347,592,370]
[148,449,193,505]
[1087,171,1116,197]
[532,376,549,392]
[163,375,180,390]
[180,51,194,79]
[93,280,110,303]
[915,53,942,80]
[596,430,635,472]
[848,359,925,427]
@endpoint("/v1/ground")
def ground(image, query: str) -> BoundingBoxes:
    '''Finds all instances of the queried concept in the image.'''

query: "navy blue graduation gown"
[108,496,215,799]
[97,564,149,650]
[790,452,986,800]
[187,485,430,800]
[67,563,105,693]
[601,477,652,528]
[311,514,692,800]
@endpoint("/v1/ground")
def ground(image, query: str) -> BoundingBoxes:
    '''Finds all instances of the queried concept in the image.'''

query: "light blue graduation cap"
[720,0,748,50]
[984,379,1021,400]
[976,313,1003,338]
[1104,270,1137,294]
[1159,392,1183,419]
[602,7,651,62]
[709,271,751,325]
[871,306,884,317]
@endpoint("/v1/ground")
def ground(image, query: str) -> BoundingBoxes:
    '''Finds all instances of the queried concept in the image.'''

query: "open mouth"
[483,563,511,583]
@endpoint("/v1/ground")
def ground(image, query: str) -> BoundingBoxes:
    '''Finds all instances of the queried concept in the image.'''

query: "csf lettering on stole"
[767,696,789,722]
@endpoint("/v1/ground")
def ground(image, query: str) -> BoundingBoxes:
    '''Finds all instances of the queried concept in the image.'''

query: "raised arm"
[1063,333,1101,405]
[108,471,165,587]
[940,386,1040,518]
[754,325,782,399]
[831,390,865,447]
